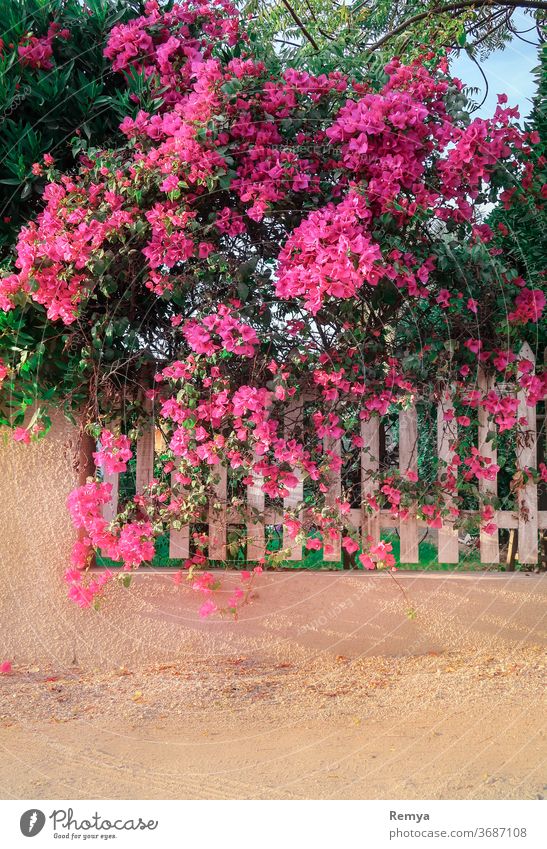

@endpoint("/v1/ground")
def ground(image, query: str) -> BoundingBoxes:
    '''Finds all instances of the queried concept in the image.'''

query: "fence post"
[516,343,538,564]
[437,387,459,563]
[399,404,419,563]
[361,415,380,549]
[283,399,304,560]
[478,369,500,564]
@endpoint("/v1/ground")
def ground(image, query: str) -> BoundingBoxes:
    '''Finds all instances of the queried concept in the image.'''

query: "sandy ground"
[0,643,545,800]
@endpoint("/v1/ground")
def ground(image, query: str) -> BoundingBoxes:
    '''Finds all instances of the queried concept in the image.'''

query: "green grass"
[97,529,488,571]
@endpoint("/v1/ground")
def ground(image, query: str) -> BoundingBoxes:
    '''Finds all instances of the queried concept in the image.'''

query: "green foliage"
[0,0,146,426]
[0,0,144,255]
[245,0,544,69]
[488,42,547,353]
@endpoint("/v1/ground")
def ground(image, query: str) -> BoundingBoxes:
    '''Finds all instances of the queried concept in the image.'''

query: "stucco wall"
[0,413,546,668]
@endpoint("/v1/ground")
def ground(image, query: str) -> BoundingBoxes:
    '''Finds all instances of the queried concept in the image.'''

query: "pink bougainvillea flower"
[13,427,30,444]
[199,600,218,618]
[93,430,133,474]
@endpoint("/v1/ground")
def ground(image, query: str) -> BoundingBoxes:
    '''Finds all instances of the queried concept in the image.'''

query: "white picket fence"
[102,344,546,566]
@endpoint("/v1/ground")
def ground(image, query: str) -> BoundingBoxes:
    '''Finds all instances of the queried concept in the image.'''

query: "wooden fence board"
[101,469,119,522]
[208,464,228,561]
[517,343,538,563]
[323,435,342,561]
[135,426,155,494]
[437,388,459,563]
[283,399,304,560]
[478,370,500,564]
[247,455,265,561]
[361,416,380,548]
[399,405,419,563]
[168,473,190,560]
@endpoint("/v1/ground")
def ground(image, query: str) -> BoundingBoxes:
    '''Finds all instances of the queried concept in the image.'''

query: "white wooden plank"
[247,455,265,561]
[98,422,119,521]
[283,399,304,561]
[517,343,538,563]
[169,525,190,560]
[399,405,419,563]
[323,434,342,561]
[360,416,380,548]
[135,426,155,493]
[478,369,500,563]
[101,469,119,522]
[208,464,227,560]
[169,472,190,560]
[437,388,459,563]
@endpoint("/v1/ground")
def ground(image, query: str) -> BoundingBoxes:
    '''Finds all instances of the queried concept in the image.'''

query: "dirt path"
[0,644,545,800]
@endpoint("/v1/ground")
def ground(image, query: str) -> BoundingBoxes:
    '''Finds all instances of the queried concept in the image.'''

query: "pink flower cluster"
[182,306,258,358]
[93,430,133,474]
[18,23,70,70]
[65,482,156,605]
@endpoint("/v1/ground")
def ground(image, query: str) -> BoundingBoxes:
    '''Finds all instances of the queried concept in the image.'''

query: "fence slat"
[283,399,304,560]
[208,465,227,560]
[361,416,380,548]
[323,435,342,561]
[135,426,155,494]
[169,524,190,560]
[136,369,155,494]
[478,369,500,563]
[399,405,419,563]
[169,473,190,560]
[247,455,265,561]
[517,343,538,564]
[101,469,119,522]
[437,388,459,563]
[96,417,120,520]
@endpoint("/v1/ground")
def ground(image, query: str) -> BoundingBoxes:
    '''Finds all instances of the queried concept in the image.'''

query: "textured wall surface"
[1,414,546,669]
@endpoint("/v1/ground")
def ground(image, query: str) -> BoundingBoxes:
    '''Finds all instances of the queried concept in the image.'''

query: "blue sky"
[450,10,540,120]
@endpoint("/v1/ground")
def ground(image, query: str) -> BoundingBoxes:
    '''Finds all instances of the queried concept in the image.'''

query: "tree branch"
[370,1,547,50]
[280,0,320,51]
